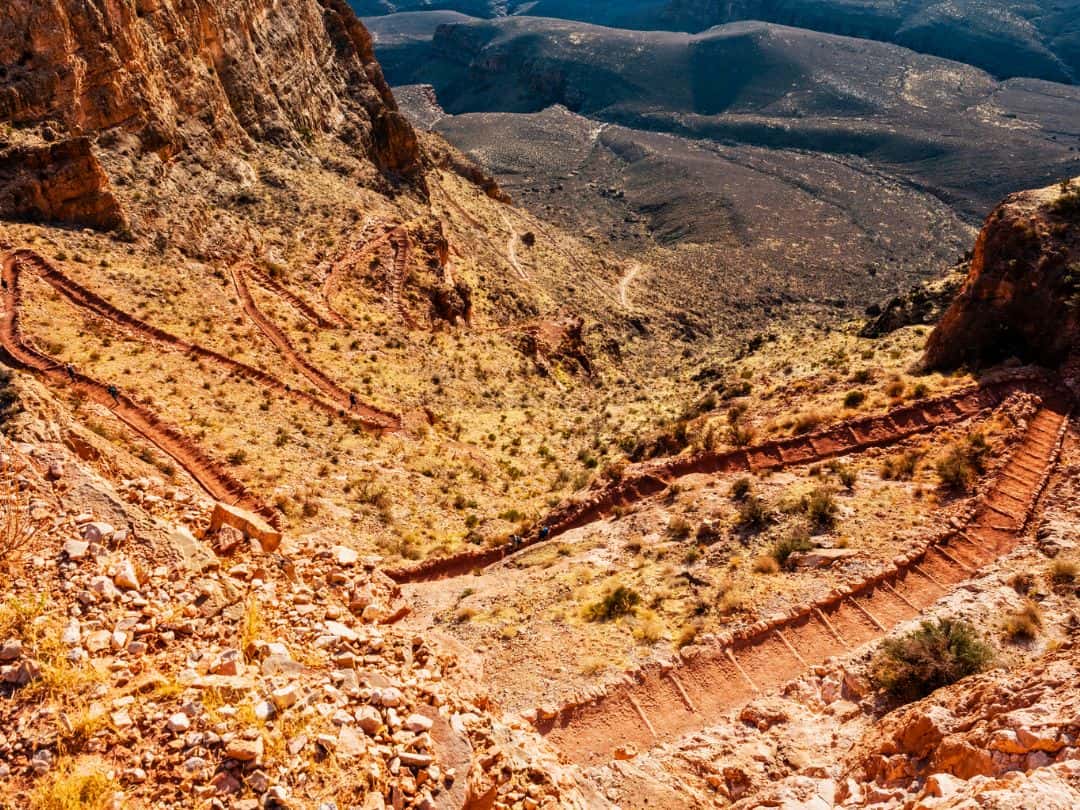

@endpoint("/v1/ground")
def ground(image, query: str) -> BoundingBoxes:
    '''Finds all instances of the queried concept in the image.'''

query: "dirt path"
[387,227,418,328]
[321,218,390,324]
[238,261,342,330]
[385,371,1055,583]
[618,262,641,309]
[0,253,281,527]
[538,399,1071,764]
[230,263,399,429]
[8,249,396,432]
[501,212,529,282]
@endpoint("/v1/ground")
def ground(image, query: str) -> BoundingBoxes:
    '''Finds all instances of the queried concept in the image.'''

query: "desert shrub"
[0,368,21,429]
[792,412,822,435]
[30,757,118,810]
[843,390,866,409]
[802,486,838,530]
[936,449,973,490]
[770,530,813,567]
[226,448,248,466]
[729,476,753,501]
[1049,558,1078,586]
[584,586,641,622]
[736,495,772,532]
[935,435,987,492]
[881,450,921,481]
[885,379,906,399]
[1052,179,1080,218]
[1002,601,1042,642]
[829,462,857,491]
[753,555,780,574]
[676,621,701,649]
[727,423,755,447]
[870,618,993,702]
[666,515,693,539]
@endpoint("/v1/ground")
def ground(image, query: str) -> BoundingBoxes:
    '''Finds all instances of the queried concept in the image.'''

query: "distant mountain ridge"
[351,0,1080,84]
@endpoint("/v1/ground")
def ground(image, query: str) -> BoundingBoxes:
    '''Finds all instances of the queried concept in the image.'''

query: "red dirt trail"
[0,252,281,527]
[386,371,1056,583]
[537,398,1070,764]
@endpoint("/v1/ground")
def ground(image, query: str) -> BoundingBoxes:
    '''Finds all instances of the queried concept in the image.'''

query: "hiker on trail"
[65,363,76,382]
[107,384,120,405]
[539,525,550,541]
[509,534,521,549]
[349,392,357,410]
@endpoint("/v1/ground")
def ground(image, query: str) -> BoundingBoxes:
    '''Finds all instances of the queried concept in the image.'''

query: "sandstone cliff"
[0,0,423,229]
[925,177,1080,370]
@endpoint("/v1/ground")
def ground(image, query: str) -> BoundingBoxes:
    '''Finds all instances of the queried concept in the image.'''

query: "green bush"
[736,495,772,532]
[584,586,641,622]
[770,531,813,567]
[803,486,838,530]
[729,476,753,501]
[843,390,866,409]
[871,618,993,702]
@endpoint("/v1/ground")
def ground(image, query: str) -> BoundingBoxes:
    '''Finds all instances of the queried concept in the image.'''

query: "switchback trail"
[230,263,399,429]
[386,371,1053,583]
[0,252,281,527]
[321,218,392,324]
[538,397,1071,764]
[6,249,395,432]
[618,262,641,309]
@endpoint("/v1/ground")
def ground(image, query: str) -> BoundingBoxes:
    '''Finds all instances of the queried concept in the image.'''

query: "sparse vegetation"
[1002,600,1042,642]
[736,495,772,532]
[584,585,641,622]
[770,529,813,567]
[881,450,921,481]
[802,486,838,530]
[871,618,994,702]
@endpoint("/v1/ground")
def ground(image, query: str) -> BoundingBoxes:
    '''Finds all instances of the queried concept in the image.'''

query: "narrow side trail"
[0,253,281,527]
[385,371,1053,583]
[230,263,399,429]
[7,249,396,432]
[321,218,392,324]
[539,397,1071,764]
[618,261,641,309]
[501,211,529,282]
[387,227,418,328]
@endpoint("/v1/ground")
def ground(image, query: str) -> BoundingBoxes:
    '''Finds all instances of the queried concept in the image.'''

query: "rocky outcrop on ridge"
[925,178,1080,370]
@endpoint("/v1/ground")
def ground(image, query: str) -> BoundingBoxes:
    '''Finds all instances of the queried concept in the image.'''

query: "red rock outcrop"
[841,641,1080,801]
[0,138,125,230]
[0,0,421,178]
[925,177,1080,369]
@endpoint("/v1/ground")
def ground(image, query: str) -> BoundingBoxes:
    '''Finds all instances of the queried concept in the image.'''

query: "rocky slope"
[925,177,1080,370]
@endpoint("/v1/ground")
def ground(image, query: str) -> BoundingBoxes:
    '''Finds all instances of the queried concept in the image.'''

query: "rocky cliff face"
[0,0,422,229]
[0,138,125,230]
[925,178,1080,370]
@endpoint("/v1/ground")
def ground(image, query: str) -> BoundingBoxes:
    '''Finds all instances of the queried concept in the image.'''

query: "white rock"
[167,713,191,733]
[62,540,90,560]
[113,559,141,590]
[404,713,433,733]
[272,684,301,710]
[374,687,403,707]
[81,522,115,544]
[332,545,359,566]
